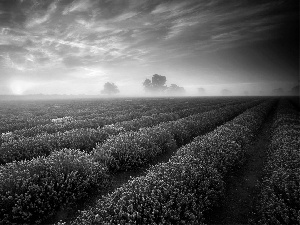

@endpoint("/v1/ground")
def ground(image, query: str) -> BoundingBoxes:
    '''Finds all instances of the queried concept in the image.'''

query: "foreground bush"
[74,155,224,225]
[0,149,110,224]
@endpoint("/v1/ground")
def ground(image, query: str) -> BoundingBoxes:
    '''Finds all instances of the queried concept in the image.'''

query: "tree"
[168,84,185,95]
[143,74,167,93]
[101,82,119,95]
[143,79,152,92]
[271,88,284,96]
[198,88,205,95]
[221,89,232,95]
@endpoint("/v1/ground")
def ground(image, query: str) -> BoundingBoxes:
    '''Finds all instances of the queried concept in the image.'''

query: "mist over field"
[0,0,298,97]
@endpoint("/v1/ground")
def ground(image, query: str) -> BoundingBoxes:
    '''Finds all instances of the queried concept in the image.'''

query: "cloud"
[62,0,93,15]
[0,0,298,95]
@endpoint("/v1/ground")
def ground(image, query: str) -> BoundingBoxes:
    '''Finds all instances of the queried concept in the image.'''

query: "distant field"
[0,97,298,224]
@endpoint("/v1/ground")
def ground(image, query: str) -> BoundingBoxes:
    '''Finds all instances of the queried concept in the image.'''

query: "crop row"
[0,99,253,164]
[0,99,194,140]
[0,98,230,134]
[0,98,237,143]
[255,100,300,224]
[0,105,200,164]
[0,100,260,224]
[92,100,261,172]
[0,103,180,140]
[72,100,274,225]
[0,99,180,133]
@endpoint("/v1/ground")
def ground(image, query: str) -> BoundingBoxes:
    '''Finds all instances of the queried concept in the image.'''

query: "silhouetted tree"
[168,84,185,94]
[272,88,284,96]
[101,82,119,95]
[221,89,232,95]
[143,79,152,92]
[143,74,167,93]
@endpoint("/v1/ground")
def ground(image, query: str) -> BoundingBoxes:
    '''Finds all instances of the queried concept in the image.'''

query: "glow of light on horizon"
[9,80,36,95]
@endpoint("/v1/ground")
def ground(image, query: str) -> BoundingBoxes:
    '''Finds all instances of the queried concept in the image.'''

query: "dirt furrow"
[206,110,275,225]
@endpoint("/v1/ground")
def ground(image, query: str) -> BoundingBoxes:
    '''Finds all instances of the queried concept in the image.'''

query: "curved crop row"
[2,100,197,139]
[72,100,274,225]
[0,100,259,224]
[255,100,300,224]
[0,99,151,129]
[0,98,194,135]
[93,100,260,171]
[0,149,110,224]
[0,100,245,164]
[0,103,175,142]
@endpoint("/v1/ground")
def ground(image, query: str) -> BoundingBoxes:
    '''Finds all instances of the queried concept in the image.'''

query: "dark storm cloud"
[0,0,298,84]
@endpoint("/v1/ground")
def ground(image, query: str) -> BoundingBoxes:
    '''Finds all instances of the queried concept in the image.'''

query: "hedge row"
[255,100,300,224]
[0,100,258,224]
[72,100,274,225]
[0,100,243,164]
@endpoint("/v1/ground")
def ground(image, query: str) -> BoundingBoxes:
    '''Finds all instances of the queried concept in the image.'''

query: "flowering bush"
[0,128,110,164]
[0,148,110,224]
[51,116,74,124]
[73,155,224,225]
[93,127,177,171]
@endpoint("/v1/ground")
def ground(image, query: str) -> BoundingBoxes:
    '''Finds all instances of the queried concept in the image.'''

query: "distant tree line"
[143,74,185,95]
[100,77,299,97]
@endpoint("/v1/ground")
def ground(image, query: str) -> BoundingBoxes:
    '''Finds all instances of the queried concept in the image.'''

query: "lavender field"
[0,97,299,224]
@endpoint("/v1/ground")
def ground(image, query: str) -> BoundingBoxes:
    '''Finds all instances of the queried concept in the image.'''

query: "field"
[0,97,299,225]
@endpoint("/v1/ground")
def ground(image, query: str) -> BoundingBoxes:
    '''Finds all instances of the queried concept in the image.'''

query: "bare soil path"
[205,109,276,225]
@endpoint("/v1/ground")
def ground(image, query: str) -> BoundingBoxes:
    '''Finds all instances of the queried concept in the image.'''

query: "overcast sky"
[0,0,298,96]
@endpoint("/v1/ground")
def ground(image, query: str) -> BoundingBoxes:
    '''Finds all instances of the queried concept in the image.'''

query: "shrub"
[0,149,110,224]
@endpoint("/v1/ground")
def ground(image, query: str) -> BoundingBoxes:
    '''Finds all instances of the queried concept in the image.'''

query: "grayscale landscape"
[0,0,299,224]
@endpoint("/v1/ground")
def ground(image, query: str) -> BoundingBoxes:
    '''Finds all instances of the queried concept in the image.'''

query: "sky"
[0,0,299,96]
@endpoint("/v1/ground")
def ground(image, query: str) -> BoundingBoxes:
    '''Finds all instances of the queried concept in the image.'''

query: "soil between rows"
[205,109,275,225]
